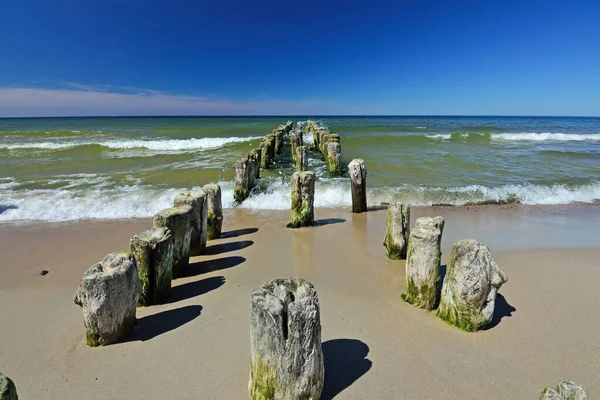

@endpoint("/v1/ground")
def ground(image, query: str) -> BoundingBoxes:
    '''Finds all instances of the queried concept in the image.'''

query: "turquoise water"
[1,116,599,221]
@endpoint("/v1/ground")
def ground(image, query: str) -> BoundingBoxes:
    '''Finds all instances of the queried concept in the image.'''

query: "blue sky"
[1,0,599,116]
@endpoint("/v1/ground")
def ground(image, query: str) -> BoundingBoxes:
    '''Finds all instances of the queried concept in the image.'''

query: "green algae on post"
[437,239,507,332]
[174,190,208,256]
[202,183,223,240]
[153,205,193,278]
[403,216,444,310]
[73,252,142,346]
[130,227,173,306]
[249,278,324,399]
[383,203,409,259]
[287,171,315,228]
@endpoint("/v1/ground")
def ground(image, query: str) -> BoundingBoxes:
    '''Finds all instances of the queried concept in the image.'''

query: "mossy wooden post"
[251,148,261,179]
[326,141,341,174]
[288,171,315,228]
[290,135,297,163]
[437,239,508,332]
[130,228,173,306]
[274,128,285,154]
[260,140,270,169]
[402,216,444,310]
[319,133,329,155]
[349,159,367,213]
[153,205,193,278]
[291,132,302,163]
[203,183,223,240]
[316,129,326,150]
[73,253,142,347]
[174,190,208,256]
[383,203,409,259]
[0,373,18,400]
[314,127,324,148]
[295,145,308,171]
[266,134,276,162]
[249,278,324,400]
[234,157,250,203]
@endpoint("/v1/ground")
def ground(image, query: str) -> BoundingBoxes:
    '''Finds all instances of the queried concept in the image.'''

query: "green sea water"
[1,116,599,221]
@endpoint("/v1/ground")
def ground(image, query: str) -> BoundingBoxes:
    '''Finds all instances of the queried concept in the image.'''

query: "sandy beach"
[1,205,599,399]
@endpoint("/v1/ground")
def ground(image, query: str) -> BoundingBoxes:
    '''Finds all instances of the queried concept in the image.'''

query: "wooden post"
[288,171,315,228]
[349,159,367,213]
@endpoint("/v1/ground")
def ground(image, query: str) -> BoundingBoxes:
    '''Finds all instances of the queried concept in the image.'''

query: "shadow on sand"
[485,293,516,330]
[220,227,259,239]
[322,338,372,399]
[167,276,225,304]
[203,240,253,255]
[122,305,202,342]
[183,256,246,277]
[314,218,346,227]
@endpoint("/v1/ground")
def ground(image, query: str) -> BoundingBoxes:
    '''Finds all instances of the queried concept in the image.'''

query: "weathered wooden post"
[290,131,302,162]
[0,373,18,400]
[174,190,208,255]
[288,171,315,228]
[349,159,367,213]
[326,141,341,174]
[437,239,508,331]
[402,216,444,310]
[130,228,173,306]
[266,134,276,161]
[153,205,193,278]
[383,203,409,259]
[275,128,285,154]
[203,183,223,240]
[234,157,250,203]
[295,145,308,171]
[74,253,142,346]
[260,140,270,169]
[249,278,324,400]
[251,148,261,179]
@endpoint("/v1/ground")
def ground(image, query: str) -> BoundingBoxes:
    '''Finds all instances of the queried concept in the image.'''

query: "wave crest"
[2,179,598,222]
[0,136,262,151]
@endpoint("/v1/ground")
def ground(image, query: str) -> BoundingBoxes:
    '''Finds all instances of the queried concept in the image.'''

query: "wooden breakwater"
[233,121,293,203]
[300,120,342,175]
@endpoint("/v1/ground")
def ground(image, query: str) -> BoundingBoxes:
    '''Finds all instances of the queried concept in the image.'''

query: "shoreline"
[0,205,599,398]
[1,200,599,225]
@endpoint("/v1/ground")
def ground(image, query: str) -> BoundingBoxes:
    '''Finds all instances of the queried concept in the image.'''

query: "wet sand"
[0,206,599,399]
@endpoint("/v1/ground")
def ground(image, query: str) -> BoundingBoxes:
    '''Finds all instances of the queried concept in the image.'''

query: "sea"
[1,116,599,222]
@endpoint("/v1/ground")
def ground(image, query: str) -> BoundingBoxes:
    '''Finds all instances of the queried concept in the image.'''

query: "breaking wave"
[1,178,598,222]
[0,136,262,152]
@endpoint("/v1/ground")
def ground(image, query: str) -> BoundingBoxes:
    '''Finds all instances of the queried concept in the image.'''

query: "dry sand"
[0,205,599,399]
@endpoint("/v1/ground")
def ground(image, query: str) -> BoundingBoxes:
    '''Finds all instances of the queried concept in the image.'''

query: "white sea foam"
[0,136,262,151]
[491,132,600,141]
[1,179,599,222]
[426,134,451,140]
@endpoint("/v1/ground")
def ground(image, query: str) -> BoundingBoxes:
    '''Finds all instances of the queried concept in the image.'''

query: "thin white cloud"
[0,85,360,117]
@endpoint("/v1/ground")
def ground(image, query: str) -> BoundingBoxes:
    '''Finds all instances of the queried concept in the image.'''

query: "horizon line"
[1,114,599,119]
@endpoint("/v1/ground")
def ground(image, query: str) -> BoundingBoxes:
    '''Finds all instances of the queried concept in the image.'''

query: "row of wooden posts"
[73,183,224,347]
[233,121,294,203]
[233,120,370,223]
